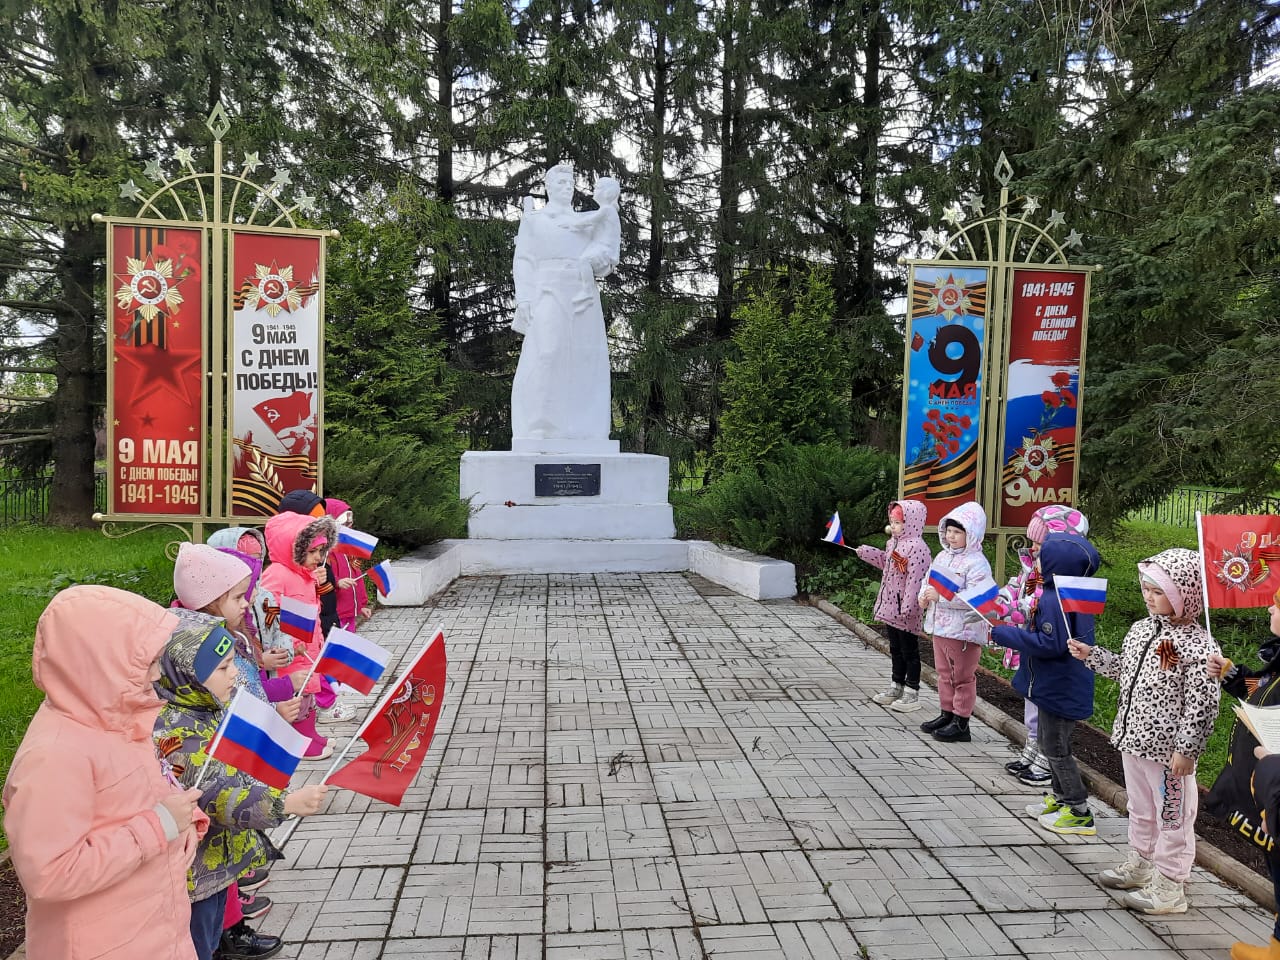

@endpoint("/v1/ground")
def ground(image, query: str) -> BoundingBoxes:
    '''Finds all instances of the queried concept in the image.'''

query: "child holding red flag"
[856,500,931,712]
[1069,549,1221,915]
[916,501,993,743]
[155,615,328,960]
[991,532,1102,836]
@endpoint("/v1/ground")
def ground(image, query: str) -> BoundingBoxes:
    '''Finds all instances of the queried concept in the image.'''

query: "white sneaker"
[871,683,904,705]
[888,689,920,712]
[1098,850,1155,890]
[316,699,356,724]
[1024,795,1064,819]
[1121,871,1187,914]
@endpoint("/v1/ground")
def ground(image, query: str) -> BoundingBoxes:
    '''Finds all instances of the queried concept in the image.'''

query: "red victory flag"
[253,390,313,434]
[326,627,447,806]
[1199,514,1280,609]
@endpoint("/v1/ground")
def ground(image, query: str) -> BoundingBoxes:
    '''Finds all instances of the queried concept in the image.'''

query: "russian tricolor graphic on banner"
[927,568,962,601]
[1056,575,1108,615]
[367,561,395,598]
[822,511,845,546]
[314,628,391,695]
[959,580,1001,618]
[279,595,318,643]
[209,688,311,790]
[334,526,378,560]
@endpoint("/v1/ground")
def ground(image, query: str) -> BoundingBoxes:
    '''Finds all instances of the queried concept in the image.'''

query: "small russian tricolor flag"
[334,525,378,560]
[278,595,318,643]
[1056,575,1108,615]
[208,688,311,790]
[314,627,391,695]
[959,580,1001,618]
[366,561,395,598]
[927,568,962,600]
[822,511,845,546]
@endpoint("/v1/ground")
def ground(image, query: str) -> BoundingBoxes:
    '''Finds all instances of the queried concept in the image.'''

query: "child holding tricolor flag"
[916,502,993,743]
[991,532,1103,837]
[155,615,329,960]
[326,498,374,632]
[261,510,339,759]
[1069,548,1221,916]
[855,500,930,713]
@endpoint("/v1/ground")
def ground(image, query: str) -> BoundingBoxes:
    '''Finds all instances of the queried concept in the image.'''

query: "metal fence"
[1128,486,1280,528]
[0,472,107,525]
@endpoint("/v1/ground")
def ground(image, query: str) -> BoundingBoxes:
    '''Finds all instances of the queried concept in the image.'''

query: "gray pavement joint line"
[808,594,1278,913]
[646,578,872,957]
[541,575,551,960]
[372,587,498,954]
[607,574,710,958]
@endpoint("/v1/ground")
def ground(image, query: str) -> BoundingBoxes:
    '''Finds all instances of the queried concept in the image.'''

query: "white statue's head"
[546,162,575,203]
[593,177,620,206]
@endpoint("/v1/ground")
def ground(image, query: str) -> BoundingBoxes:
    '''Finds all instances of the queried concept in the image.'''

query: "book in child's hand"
[1233,702,1280,754]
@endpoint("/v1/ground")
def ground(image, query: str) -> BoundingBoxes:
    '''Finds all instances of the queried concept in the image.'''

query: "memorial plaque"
[534,463,601,497]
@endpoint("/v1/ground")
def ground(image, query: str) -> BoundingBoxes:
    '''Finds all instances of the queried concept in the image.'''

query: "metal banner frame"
[897,153,1101,580]
[95,105,338,546]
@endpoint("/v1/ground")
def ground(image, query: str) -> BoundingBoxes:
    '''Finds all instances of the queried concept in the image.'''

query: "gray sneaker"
[888,688,920,712]
[871,683,903,705]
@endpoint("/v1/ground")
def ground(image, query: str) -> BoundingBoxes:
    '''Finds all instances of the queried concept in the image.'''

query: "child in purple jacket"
[856,500,932,712]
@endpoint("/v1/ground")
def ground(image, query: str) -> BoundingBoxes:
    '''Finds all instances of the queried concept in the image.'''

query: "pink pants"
[1122,753,1198,882]
[932,635,983,718]
[222,881,243,929]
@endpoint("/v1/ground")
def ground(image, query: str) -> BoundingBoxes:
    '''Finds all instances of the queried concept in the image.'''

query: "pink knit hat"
[1026,505,1089,545]
[174,542,252,611]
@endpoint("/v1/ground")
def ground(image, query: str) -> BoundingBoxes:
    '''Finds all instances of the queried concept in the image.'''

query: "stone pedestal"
[461,450,675,541]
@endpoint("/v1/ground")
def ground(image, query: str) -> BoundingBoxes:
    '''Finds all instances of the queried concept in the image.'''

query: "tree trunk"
[432,0,455,344]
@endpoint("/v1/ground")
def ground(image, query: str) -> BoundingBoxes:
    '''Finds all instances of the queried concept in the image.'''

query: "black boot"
[932,715,971,742]
[218,922,283,960]
[920,711,953,733]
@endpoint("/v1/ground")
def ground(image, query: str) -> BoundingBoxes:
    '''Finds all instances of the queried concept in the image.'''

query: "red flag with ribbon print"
[326,627,447,806]
[1199,514,1280,609]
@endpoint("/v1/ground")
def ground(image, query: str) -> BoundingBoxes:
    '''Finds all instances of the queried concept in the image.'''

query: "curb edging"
[807,596,1276,912]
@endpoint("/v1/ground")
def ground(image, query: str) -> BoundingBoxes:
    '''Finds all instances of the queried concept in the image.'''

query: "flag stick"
[1195,511,1216,648]
[190,688,242,792]
[295,634,332,696]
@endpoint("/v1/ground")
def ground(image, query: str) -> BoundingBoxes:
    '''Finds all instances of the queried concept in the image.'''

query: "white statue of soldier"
[510,164,620,451]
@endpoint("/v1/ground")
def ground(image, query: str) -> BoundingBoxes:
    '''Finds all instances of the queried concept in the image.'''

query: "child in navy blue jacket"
[991,531,1101,836]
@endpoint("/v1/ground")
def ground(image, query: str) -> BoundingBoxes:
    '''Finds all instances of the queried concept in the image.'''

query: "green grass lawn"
[0,525,179,850]
[822,519,1264,789]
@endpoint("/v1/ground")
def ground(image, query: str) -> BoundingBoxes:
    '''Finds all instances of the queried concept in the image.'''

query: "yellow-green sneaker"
[1038,806,1096,836]
[1024,795,1064,819]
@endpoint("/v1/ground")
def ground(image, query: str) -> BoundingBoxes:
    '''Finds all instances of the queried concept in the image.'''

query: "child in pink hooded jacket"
[326,497,373,632]
[3,585,208,960]
[856,499,931,713]
[259,510,338,759]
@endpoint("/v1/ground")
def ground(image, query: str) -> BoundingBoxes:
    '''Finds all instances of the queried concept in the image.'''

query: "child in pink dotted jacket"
[857,499,931,713]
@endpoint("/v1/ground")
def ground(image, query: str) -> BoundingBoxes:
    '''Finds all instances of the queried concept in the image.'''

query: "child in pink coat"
[856,499,931,712]
[3,585,208,960]
[325,498,373,632]
[260,510,338,759]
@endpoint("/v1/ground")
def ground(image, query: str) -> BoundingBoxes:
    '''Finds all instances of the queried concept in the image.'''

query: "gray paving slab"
[255,573,1274,959]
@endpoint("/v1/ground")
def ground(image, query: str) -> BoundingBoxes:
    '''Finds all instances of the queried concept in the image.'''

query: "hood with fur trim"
[263,511,337,578]
[936,501,987,556]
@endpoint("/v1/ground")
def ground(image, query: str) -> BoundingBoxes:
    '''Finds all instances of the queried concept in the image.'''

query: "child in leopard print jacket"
[1069,547,1221,917]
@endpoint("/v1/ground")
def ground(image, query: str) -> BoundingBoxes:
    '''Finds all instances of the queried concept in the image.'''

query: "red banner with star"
[997,269,1091,530]
[229,231,323,516]
[107,224,205,515]
[1200,514,1280,609]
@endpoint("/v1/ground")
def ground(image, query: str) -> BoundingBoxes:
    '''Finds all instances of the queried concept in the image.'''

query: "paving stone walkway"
[264,573,1273,960]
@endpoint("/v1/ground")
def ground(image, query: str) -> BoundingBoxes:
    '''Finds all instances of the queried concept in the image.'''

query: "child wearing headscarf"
[1070,548,1221,915]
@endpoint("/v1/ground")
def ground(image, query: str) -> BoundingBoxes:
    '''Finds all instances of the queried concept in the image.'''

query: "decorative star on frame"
[1064,229,1084,249]
[242,152,263,174]
[1046,209,1066,229]
[942,203,965,226]
[293,193,318,216]
[966,193,985,216]
[119,180,143,202]
[143,159,164,182]
[174,147,195,166]
[269,170,292,191]
[1022,196,1041,215]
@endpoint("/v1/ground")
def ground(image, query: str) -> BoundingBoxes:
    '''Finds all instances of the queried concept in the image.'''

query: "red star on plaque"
[114,344,203,406]
[243,260,302,317]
